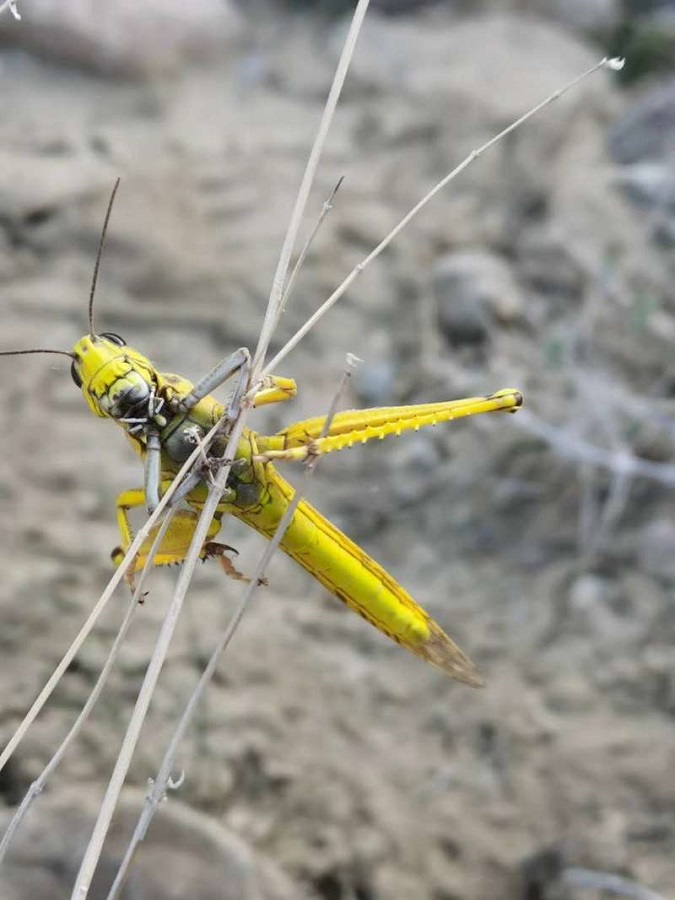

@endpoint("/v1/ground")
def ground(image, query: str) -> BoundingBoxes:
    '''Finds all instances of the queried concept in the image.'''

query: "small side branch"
[563,867,665,900]
[251,0,371,376]
[0,513,177,864]
[70,414,251,898]
[261,56,625,379]
[0,416,236,782]
[270,176,344,340]
[515,408,675,487]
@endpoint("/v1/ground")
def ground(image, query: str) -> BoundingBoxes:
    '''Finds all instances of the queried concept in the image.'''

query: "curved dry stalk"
[4,17,622,894]
[261,56,625,380]
[271,176,344,339]
[0,416,231,779]
[77,56,626,892]
[251,0,371,377]
[515,408,675,486]
[569,366,632,554]
[0,512,176,864]
[73,7,374,879]
[105,355,359,900]
[70,408,252,898]
[563,867,665,900]
[0,0,21,20]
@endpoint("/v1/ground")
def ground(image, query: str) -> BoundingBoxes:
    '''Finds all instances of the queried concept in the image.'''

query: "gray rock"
[609,77,675,165]
[516,226,585,302]
[568,573,612,612]
[541,0,621,33]
[613,161,675,209]
[639,517,675,581]
[352,357,397,406]
[612,161,675,245]
[432,250,522,346]
[0,788,307,900]
[0,151,111,224]
[1,10,673,900]
[0,0,245,77]
[346,12,600,114]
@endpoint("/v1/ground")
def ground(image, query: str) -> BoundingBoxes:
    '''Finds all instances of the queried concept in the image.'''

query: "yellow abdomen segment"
[232,464,483,686]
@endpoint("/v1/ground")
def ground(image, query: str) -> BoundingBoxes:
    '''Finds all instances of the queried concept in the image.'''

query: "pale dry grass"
[0,2,628,894]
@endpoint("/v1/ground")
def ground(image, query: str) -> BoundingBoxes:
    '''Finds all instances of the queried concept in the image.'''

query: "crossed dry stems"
[0,1,630,895]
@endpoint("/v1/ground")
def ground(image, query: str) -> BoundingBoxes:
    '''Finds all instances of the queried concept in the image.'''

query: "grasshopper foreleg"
[175,347,251,419]
[175,345,297,420]
[144,429,162,513]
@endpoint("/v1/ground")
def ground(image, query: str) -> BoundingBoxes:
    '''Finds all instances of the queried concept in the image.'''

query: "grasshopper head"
[2,181,166,434]
[71,333,162,427]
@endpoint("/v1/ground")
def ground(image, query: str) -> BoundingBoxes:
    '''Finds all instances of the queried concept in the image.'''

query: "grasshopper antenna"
[0,178,121,359]
[0,349,76,359]
[89,177,121,337]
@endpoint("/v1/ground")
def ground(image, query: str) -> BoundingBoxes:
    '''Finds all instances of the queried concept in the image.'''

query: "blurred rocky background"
[0,1,674,898]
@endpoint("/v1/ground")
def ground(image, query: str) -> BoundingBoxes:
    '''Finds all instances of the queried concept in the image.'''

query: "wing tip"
[422,627,485,687]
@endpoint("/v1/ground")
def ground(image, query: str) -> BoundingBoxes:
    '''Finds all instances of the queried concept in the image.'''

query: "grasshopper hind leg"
[111,488,241,580]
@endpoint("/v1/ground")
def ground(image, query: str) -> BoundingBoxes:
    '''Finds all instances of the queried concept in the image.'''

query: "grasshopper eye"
[100,332,126,347]
[70,361,83,388]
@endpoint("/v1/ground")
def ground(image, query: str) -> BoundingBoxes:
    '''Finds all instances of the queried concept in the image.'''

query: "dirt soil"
[0,6,673,900]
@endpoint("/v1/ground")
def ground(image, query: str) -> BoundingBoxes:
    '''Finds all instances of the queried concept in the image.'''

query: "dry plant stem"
[261,56,623,380]
[72,9,370,882]
[106,355,359,900]
[0,512,176,865]
[27,34,620,896]
[579,454,632,557]
[516,408,675,486]
[578,458,599,550]
[0,0,20,20]
[251,0,371,377]
[569,361,632,554]
[71,410,251,899]
[0,416,229,779]
[271,176,344,339]
[563,867,665,900]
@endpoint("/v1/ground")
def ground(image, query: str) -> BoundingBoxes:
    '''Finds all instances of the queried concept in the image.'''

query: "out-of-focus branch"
[516,408,675,486]
[563,866,665,900]
[0,1,21,20]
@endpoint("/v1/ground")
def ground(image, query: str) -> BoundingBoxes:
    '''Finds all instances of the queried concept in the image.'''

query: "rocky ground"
[0,3,674,899]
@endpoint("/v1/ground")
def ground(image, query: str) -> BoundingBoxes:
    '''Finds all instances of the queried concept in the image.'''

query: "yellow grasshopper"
[1,185,522,686]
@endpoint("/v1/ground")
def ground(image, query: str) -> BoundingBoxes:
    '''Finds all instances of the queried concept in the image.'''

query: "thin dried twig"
[71,48,625,896]
[0,0,21,21]
[105,355,360,900]
[251,0,371,377]
[1,18,623,893]
[0,512,177,863]
[271,176,344,338]
[261,56,625,380]
[563,866,665,900]
[64,0,369,898]
[69,3,374,891]
[0,415,231,780]
[515,408,675,486]
[70,414,250,897]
